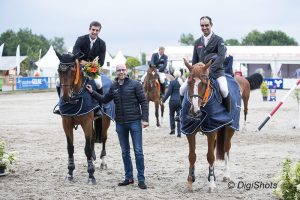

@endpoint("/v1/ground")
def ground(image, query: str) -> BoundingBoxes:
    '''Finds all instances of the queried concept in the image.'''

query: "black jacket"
[163,78,181,104]
[151,53,168,72]
[73,34,106,66]
[192,33,226,79]
[91,77,149,124]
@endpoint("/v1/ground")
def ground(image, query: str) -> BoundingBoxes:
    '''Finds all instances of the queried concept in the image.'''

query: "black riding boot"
[160,82,166,98]
[56,86,61,97]
[53,87,61,115]
[223,93,231,113]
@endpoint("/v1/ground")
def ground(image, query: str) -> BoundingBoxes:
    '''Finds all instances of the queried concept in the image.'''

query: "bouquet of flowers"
[273,158,300,199]
[83,56,101,79]
[0,140,19,173]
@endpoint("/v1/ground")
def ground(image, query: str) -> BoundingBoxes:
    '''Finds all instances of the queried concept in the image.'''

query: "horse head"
[184,58,212,116]
[144,65,159,92]
[56,51,81,102]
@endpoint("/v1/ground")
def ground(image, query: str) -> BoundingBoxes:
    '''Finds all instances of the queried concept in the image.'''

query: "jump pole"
[258,79,300,131]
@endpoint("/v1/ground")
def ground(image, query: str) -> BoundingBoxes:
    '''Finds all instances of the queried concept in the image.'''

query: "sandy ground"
[0,89,300,200]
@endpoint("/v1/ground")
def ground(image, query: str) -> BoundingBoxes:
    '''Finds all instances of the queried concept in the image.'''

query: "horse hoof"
[87,178,96,185]
[187,181,193,190]
[223,176,230,182]
[100,163,107,170]
[65,174,73,181]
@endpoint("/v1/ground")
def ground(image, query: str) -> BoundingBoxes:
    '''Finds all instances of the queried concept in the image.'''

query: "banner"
[263,78,283,89]
[16,77,49,90]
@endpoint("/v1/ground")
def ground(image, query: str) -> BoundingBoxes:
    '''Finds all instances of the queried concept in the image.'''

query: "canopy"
[35,46,59,77]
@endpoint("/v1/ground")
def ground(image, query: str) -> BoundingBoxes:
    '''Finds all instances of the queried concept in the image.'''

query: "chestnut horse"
[56,52,111,184]
[143,66,164,127]
[181,59,260,192]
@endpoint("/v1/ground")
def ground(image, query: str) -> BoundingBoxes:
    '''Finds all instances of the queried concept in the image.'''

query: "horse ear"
[204,60,212,70]
[183,58,193,72]
[55,50,62,61]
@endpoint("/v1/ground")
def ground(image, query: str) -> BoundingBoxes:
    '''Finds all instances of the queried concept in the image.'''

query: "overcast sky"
[1,0,300,57]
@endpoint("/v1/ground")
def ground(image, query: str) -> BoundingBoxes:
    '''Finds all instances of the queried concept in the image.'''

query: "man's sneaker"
[118,179,134,186]
[138,181,147,189]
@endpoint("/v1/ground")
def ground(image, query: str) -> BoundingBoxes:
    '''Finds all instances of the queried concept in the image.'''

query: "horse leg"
[223,127,234,182]
[186,133,196,189]
[100,115,110,170]
[160,101,164,123]
[62,119,75,181]
[81,119,96,185]
[206,132,217,192]
[242,91,250,125]
[155,101,160,127]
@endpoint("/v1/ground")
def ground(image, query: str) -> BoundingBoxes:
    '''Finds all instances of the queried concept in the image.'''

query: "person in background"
[163,70,183,137]
[141,46,168,98]
[54,20,106,114]
[86,64,149,189]
[180,16,230,112]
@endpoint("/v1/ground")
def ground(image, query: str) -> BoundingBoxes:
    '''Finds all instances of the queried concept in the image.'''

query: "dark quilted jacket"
[91,77,149,123]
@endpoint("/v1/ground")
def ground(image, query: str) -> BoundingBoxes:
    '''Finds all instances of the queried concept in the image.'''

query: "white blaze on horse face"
[152,71,155,76]
[193,78,201,113]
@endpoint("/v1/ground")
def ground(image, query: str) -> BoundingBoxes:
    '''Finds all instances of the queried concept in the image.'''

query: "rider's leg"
[217,76,231,112]
[158,72,166,97]
[94,77,103,117]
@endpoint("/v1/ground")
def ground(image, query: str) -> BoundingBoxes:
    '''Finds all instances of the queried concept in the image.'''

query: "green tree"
[49,37,67,54]
[225,38,240,46]
[241,30,298,46]
[141,52,146,65]
[0,28,67,73]
[126,57,141,79]
[179,33,195,45]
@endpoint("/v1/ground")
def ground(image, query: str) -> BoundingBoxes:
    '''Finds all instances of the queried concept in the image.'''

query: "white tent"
[102,51,114,70]
[112,50,126,66]
[35,46,59,77]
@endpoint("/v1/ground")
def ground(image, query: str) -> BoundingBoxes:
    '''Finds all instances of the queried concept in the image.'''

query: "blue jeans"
[116,120,145,182]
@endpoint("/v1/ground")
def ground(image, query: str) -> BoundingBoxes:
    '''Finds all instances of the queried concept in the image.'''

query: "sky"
[1,0,300,57]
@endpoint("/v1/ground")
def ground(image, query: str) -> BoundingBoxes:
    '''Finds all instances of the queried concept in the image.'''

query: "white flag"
[0,43,4,67]
[16,45,20,75]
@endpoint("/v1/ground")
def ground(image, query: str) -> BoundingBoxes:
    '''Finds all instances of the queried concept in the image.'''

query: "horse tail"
[216,127,225,160]
[245,73,263,90]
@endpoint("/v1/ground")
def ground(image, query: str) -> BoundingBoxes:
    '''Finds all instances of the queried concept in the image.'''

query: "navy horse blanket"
[180,75,241,135]
[58,74,115,120]
[59,78,99,116]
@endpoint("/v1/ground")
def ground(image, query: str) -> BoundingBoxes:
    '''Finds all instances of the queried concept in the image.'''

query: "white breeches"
[217,76,229,98]
[179,79,188,96]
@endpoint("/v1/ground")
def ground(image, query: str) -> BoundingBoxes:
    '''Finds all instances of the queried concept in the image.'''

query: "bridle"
[58,59,86,99]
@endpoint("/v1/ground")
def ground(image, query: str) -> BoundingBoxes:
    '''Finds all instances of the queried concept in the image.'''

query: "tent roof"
[35,46,59,70]
[112,50,126,66]
[0,56,27,70]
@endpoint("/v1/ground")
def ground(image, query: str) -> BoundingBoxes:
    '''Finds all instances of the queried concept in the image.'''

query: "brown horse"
[182,59,262,192]
[56,52,111,184]
[143,66,164,127]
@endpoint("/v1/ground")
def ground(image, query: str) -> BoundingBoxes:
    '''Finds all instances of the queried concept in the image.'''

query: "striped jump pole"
[258,79,300,131]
